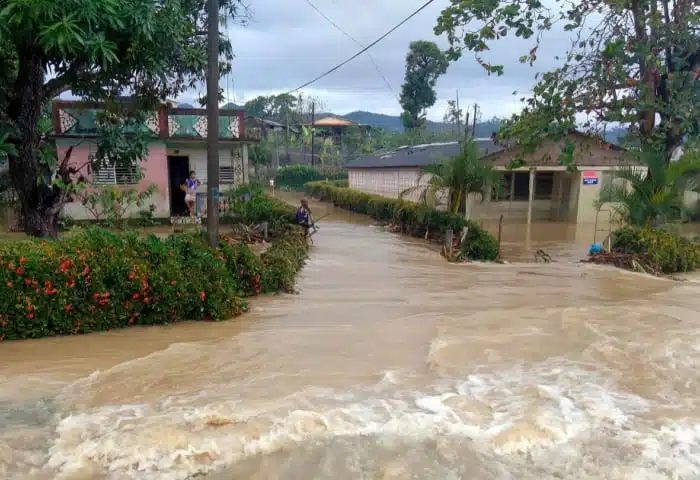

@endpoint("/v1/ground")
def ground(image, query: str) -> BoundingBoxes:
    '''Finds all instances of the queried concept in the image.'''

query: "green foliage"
[305,181,498,261]
[459,225,499,262]
[612,227,700,274]
[224,183,297,231]
[0,205,308,341]
[274,165,347,189]
[435,0,700,162]
[249,140,273,166]
[597,148,700,226]
[244,94,297,122]
[400,41,449,130]
[79,184,158,229]
[400,139,503,214]
[0,0,248,236]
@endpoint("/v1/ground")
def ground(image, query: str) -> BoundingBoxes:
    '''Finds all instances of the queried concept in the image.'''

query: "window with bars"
[89,145,139,186]
[192,167,236,184]
[220,166,234,184]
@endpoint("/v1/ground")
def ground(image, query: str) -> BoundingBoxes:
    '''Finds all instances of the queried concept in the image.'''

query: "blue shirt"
[296,207,310,224]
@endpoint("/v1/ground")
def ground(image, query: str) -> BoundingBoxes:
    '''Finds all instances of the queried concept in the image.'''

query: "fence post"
[445,229,454,256]
[497,214,504,259]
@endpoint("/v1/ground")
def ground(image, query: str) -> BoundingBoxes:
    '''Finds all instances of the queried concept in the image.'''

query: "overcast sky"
[185,0,574,121]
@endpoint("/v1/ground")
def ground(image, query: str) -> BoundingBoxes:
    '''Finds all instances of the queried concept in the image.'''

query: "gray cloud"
[185,0,575,120]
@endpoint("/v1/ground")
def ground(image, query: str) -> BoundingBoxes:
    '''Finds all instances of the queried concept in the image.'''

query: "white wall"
[348,167,554,219]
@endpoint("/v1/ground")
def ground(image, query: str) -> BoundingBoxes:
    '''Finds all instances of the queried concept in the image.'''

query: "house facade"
[346,133,643,225]
[52,101,260,220]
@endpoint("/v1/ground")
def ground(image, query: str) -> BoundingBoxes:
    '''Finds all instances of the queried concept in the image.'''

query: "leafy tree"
[597,148,700,226]
[435,0,700,163]
[0,0,247,237]
[400,139,502,216]
[244,94,297,122]
[399,41,449,130]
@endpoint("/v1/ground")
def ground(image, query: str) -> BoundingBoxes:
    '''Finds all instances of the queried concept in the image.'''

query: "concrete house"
[51,100,260,220]
[346,132,642,224]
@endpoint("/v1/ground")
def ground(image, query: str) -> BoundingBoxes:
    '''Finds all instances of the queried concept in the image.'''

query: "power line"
[301,0,399,102]
[285,0,436,95]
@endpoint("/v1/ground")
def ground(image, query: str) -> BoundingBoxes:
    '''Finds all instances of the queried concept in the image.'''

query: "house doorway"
[168,156,189,216]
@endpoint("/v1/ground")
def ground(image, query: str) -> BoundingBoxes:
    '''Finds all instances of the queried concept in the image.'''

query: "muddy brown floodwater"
[2,196,700,479]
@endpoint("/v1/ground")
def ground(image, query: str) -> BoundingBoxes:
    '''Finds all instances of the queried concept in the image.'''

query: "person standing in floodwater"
[183,170,200,216]
[296,198,315,238]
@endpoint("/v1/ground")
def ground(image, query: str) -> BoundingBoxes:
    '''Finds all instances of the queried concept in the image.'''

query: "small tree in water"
[400,139,502,216]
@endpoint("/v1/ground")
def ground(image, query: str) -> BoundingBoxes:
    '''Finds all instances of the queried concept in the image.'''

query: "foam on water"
[34,358,700,479]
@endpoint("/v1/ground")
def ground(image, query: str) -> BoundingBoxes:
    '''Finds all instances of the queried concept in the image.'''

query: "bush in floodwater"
[612,226,700,273]
[274,165,347,189]
[459,225,499,262]
[0,204,308,341]
[304,181,498,261]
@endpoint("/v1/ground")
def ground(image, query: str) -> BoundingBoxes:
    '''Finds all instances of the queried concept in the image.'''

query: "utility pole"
[206,0,220,248]
[310,100,316,167]
[455,90,462,139]
[472,103,478,138]
[464,111,470,139]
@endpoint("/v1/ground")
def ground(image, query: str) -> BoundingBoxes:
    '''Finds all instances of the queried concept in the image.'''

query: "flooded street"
[2,199,700,479]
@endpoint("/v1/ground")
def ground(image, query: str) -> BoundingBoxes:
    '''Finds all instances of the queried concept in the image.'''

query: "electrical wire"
[301,0,399,102]
[285,0,436,95]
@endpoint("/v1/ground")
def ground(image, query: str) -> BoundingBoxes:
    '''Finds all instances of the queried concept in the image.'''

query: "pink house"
[51,101,260,220]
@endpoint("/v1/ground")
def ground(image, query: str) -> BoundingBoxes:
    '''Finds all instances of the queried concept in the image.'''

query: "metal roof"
[346,138,503,169]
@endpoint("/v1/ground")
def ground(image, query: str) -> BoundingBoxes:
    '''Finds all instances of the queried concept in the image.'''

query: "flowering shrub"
[0,222,308,341]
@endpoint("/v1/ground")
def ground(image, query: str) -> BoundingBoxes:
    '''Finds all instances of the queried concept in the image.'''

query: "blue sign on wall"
[582,177,598,185]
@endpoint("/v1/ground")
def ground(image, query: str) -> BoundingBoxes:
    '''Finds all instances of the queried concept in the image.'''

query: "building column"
[527,168,535,227]
[241,143,250,184]
[508,172,515,211]
[555,172,564,221]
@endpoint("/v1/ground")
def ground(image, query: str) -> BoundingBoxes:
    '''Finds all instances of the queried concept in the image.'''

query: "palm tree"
[596,147,700,226]
[400,139,502,216]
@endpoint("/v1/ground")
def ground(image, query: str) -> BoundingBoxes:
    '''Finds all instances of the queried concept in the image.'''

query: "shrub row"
[304,181,499,261]
[275,165,347,189]
[612,226,700,273]
[0,194,308,341]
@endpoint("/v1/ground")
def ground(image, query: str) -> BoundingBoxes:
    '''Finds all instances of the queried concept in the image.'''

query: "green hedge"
[304,181,498,261]
[612,226,700,273]
[275,165,347,189]
[0,195,307,341]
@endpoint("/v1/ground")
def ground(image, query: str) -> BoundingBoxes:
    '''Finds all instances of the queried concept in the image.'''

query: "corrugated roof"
[346,139,502,168]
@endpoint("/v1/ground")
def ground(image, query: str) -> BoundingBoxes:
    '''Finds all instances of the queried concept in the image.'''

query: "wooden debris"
[583,252,667,277]
[534,249,553,263]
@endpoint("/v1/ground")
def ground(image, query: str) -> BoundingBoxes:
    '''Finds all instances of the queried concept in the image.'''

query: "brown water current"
[2,197,700,479]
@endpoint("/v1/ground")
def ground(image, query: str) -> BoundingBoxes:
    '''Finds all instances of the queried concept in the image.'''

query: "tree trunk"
[7,50,63,238]
[23,208,60,238]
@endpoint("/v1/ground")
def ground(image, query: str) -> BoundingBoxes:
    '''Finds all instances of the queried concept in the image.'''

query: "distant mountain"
[341,110,628,145]
[341,110,500,137]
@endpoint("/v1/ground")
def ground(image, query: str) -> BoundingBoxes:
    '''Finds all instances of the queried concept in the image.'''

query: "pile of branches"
[584,252,666,277]
[228,223,268,244]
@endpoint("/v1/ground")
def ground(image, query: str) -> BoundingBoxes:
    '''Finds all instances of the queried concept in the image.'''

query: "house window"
[513,172,530,200]
[534,172,554,200]
[220,166,234,184]
[493,172,512,201]
[89,144,138,185]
